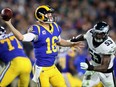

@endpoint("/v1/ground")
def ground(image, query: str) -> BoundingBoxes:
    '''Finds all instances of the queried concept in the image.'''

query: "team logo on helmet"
[34,5,55,23]
[92,21,109,42]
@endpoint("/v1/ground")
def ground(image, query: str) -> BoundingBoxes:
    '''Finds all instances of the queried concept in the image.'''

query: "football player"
[3,5,84,87]
[0,26,32,87]
[71,21,116,87]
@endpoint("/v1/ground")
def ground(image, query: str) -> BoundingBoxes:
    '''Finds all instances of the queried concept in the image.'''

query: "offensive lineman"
[71,21,116,87]
[0,26,32,87]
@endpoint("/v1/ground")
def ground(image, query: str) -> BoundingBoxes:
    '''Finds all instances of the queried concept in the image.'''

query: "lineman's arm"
[81,55,111,72]
[4,19,36,42]
[93,55,111,72]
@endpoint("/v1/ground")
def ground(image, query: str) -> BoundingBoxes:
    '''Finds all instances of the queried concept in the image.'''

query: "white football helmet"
[92,21,109,42]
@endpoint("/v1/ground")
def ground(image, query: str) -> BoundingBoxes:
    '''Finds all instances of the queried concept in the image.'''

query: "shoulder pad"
[100,38,116,54]
[84,29,93,39]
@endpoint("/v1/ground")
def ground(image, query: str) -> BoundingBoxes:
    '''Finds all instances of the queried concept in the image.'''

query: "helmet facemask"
[44,12,55,23]
[93,32,108,42]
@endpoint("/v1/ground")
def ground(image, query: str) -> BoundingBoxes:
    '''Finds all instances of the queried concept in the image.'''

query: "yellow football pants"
[38,65,66,87]
[0,57,32,87]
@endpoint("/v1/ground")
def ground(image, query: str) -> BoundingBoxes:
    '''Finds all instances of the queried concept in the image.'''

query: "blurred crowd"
[0,0,116,87]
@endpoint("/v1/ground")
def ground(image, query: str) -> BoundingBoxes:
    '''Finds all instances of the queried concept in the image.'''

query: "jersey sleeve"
[28,25,40,35]
[27,25,40,42]
[58,25,62,36]
[53,22,62,36]
[53,22,62,43]
[84,29,93,39]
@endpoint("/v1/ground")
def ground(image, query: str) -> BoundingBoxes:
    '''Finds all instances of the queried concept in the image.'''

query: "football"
[1,8,13,21]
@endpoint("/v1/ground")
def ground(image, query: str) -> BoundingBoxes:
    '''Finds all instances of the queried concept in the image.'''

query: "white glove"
[81,59,94,70]
[80,62,88,70]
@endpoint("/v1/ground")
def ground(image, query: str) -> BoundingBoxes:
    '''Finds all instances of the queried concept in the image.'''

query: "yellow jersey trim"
[54,22,59,32]
[34,25,40,35]
[39,23,54,34]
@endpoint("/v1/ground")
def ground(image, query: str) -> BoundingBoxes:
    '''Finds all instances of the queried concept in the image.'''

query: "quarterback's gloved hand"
[80,59,94,71]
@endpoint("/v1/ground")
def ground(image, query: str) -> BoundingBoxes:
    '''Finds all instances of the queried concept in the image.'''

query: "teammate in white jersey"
[71,21,116,87]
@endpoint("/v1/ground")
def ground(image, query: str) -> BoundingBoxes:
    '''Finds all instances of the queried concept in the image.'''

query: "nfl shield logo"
[42,30,46,35]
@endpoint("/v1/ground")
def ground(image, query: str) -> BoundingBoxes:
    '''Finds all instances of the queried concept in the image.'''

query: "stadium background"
[0,0,115,87]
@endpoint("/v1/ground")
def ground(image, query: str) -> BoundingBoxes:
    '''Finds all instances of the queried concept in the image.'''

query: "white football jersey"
[84,29,116,68]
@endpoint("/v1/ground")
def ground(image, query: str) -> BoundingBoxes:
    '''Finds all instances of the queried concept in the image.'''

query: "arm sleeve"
[22,33,37,42]
[70,34,85,42]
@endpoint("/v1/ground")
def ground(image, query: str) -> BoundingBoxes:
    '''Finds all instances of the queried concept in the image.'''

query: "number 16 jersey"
[29,22,61,67]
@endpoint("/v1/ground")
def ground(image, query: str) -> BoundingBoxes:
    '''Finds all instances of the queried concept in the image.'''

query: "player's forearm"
[57,39,74,47]
[94,55,111,72]
[93,65,108,72]
[5,21,24,41]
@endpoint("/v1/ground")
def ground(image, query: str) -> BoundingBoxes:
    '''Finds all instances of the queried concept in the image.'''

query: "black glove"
[85,58,94,71]
[70,34,85,42]
[70,37,78,42]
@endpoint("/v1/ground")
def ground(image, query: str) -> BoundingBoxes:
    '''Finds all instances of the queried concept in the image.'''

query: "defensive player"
[0,26,32,87]
[71,21,116,87]
[4,5,84,87]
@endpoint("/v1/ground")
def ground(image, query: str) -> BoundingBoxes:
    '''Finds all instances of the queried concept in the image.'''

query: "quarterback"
[3,5,84,87]
[71,21,116,87]
[0,26,32,87]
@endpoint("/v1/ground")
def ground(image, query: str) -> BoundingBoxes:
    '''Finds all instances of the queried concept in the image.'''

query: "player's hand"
[80,58,94,70]
[0,14,11,24]
[71,41,85,52]
[80,62,88,70]
[4,19,12,24]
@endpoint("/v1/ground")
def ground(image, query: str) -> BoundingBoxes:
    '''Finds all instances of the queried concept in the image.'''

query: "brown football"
[1,8,13,21]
